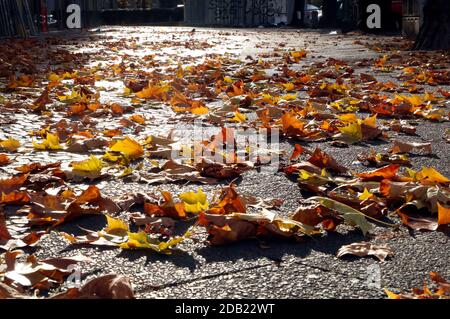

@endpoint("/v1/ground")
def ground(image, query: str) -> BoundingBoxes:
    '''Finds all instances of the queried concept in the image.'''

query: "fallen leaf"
[337,242,393,261]
[52,274,134,299]
[437,203,450,226]
[110,137,144,160]
[390,141,432,155]
[0,138,20,152]
[179,188,209,213]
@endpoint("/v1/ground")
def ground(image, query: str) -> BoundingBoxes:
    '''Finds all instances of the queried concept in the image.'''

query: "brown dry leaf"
[390,140,432,155]
[140,160,218,185]
[308,148,347,174]
[291,202,342,230]
[357,150,411,168]
[390,120,417,135]
[0,231,46,251]
[337,242,393,261]
[199,213,257,246]
[397,212,439,231]
[52,274,134,299]
[195,158,252,180]
[199,210,316,245]
[0,174,28,194]
[0,282,25,299]
[0,213,11,241]
[28,185,120,226]
[2,252,91,289]
[144,191,186,219]
[0,191,30,206]
[208,184,247,215]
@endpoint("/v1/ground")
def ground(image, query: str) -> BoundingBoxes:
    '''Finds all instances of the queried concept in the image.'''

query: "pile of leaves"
[0,28,449,299]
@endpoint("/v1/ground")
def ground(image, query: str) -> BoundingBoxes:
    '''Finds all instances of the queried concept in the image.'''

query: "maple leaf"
[179,188,209,213]
[0,138,21,152]
[136,84,170,100]
[208,185,247,215]
[110,137,144,160]
[71,156,103,174]
[413,167,450,185]
[33,133,63,151]
[308,148,348,174]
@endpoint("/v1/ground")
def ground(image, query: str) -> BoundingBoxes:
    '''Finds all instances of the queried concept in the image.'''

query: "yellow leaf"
[105,215,129,236]
[190,105,209,115]
[0,138,21,152]
[424,92,437,102]
[397,94,423,107]
[72,156,103,173]
[136,84,170,100]
[337,113,358,123]
[103,152,123,163]
[58,90,80,103]
[384,288,402,299]
[122,87,132,96]
[281,93,298,101]
[290,50,307,60]
[110,137,144,160]
[48,73,60,82]
[224,76,233,83]
[33,133,62,150]
[358,188,373,201]
[299,169,312,181]
[158,234,187,252]
[179,188,209,213]
[119,231,187,254]
[338,122,362,144]
[231,112,246,122]
[282,82,295,91]
[119,167,133,177]
[415,167,450,184]
[406,167,417,179]
[120,232,151,249]
[362,114,377,128]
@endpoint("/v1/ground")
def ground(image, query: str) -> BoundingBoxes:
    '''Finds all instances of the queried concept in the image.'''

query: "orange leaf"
[290,144,304,161]
[437,203,450,226]
[0,154,10,166]
[129,115,146,125]
[357,165,400,181]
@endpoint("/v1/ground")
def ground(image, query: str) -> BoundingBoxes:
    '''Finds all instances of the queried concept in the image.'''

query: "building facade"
[184,0,297,27]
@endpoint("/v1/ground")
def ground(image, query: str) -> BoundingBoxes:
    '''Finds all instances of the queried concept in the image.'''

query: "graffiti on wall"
[208,0,287,26]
